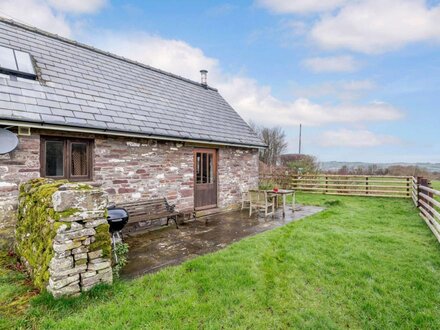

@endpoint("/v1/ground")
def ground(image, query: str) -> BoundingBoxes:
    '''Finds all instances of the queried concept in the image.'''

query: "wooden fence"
[412,177,440,243]
[260,173,413,198]
[260,172,440,244]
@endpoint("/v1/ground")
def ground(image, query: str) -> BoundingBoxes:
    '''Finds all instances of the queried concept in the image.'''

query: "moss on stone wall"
[90,223,111,258]
[14,178,111,292]
[15,179,66,289]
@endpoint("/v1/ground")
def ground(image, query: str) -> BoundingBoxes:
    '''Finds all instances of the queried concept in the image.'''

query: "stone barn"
[0,18,264,248]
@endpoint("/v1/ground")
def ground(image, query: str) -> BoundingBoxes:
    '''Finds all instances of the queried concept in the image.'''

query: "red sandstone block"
[118,188,135,193]
[18,168,39,173]
[112,179,128,184]
[180,189,192,197]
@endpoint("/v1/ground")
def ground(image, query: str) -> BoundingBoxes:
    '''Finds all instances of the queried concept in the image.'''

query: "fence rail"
[413,178,440,243]
[261,173,412,198]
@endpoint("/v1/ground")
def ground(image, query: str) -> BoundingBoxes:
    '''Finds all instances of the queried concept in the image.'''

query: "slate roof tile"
[0,18,264,147]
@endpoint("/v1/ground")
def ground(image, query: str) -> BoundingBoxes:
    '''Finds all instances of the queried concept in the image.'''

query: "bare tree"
[281,154,320,174]
[250,122,288,166]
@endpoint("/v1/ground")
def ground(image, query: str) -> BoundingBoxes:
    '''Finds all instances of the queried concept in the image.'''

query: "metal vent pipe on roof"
[200,69,208,87]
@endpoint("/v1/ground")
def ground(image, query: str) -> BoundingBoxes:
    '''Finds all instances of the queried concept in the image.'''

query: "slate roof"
[0,18,264,148]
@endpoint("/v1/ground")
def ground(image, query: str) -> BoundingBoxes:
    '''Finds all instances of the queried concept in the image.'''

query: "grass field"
[2,193,440,329]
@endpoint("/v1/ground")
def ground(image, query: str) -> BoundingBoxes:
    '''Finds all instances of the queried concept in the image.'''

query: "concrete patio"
[121,205,324,278]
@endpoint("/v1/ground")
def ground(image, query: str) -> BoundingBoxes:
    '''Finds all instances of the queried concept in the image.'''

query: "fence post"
[325,176,328,193]
[419,177,433,216]
[366,176,369,195]
[416,177,422,208]
[406,177,410,197]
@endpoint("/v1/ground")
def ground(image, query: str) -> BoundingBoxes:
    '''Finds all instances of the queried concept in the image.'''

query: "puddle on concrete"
[121,205,324,278]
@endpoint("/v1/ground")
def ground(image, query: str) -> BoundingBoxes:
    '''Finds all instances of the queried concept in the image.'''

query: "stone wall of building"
[217,147,260,209]
[94,136,194,211]
[16,179,112,298]
[0,128,260,248]
[0,132,40,248]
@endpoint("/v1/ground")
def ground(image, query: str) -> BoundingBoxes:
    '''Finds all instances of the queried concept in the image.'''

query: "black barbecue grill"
[107,204,129,233]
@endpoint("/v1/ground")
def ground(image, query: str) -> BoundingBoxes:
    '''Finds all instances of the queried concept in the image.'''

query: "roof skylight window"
[0,45,36,79]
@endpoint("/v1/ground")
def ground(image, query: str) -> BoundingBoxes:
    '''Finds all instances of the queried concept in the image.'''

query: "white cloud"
[302,55,359,72]
[228,95,403,127]
[311,0,440,54]
[319,129,401,147]
[91,32,403,128]
[0,0,107,36]
[293,79,375,101]
[93,32,219,83]
[0,0,71,36]
[256,0,348,14]
[47,0,106,14]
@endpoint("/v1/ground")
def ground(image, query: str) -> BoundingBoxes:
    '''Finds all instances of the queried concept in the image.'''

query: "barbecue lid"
[107,208,129,221]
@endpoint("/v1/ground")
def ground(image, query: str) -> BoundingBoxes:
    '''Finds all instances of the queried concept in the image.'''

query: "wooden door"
[194,148,217,210]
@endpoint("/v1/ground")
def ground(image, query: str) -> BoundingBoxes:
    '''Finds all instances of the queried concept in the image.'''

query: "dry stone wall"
[16,178,112,298]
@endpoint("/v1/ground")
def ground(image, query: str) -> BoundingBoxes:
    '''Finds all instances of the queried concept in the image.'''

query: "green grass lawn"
[2,194,440,329]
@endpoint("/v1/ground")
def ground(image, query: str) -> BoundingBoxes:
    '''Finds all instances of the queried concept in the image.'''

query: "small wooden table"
[267,189,295,217]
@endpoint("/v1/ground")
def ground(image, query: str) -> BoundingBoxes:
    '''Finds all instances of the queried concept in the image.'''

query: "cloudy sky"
[0,0,439,162]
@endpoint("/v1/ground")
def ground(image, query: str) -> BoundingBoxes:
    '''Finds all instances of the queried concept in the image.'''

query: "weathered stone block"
[89,257,106,264]
[53,240,82,253]
[88,249,103,259]
[55,228,96,241]
[80,273,100,287]
[74,253,87,261]
[81,271,97,279]
[54,250,71,259]
[49,274,79,290]
[81,267,112,287]
[58,210,106,222]
[49,256,73,271]
[72,246,88,254]
[50,264,87,278]
[84,218,108,228]
[87,260,111,271]
[47,282,80,298]
[52,188,108,212]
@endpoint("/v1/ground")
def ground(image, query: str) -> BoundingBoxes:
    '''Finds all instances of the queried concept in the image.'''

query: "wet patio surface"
[121,205,324,278]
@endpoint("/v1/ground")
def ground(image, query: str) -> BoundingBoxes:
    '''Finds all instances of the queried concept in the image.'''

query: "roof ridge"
[0,16,218,92]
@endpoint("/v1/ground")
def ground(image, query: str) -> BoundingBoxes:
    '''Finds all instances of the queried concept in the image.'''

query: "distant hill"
[320,161,440,173]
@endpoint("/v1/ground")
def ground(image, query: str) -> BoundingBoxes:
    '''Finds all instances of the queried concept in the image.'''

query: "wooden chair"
[241,191,251,210]
[249,190,275,217]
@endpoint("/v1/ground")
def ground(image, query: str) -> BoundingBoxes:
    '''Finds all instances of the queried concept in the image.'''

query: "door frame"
[193,148,218,211]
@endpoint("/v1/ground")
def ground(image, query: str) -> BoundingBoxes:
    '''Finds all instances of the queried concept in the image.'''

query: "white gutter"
[0,119,266,149]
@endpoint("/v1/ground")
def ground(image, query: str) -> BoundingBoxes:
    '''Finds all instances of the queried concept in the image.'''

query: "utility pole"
[298,123,302,155]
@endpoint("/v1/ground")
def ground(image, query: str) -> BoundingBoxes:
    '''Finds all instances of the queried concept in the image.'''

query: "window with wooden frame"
[40,136,93,181]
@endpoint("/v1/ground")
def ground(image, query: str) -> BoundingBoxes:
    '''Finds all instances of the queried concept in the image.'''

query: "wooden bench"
[118,198,181,230]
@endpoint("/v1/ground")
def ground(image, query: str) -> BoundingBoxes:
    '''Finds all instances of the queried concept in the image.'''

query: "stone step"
[195,207,222,218]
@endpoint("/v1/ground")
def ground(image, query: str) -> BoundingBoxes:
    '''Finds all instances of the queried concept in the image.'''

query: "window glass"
[208,153,213,183]
[15,50,35,74]
[45,141,64,176]
[0,46,17,71]
[71,143,88,176]
[202,153,207,183]
[196,153,202,184]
